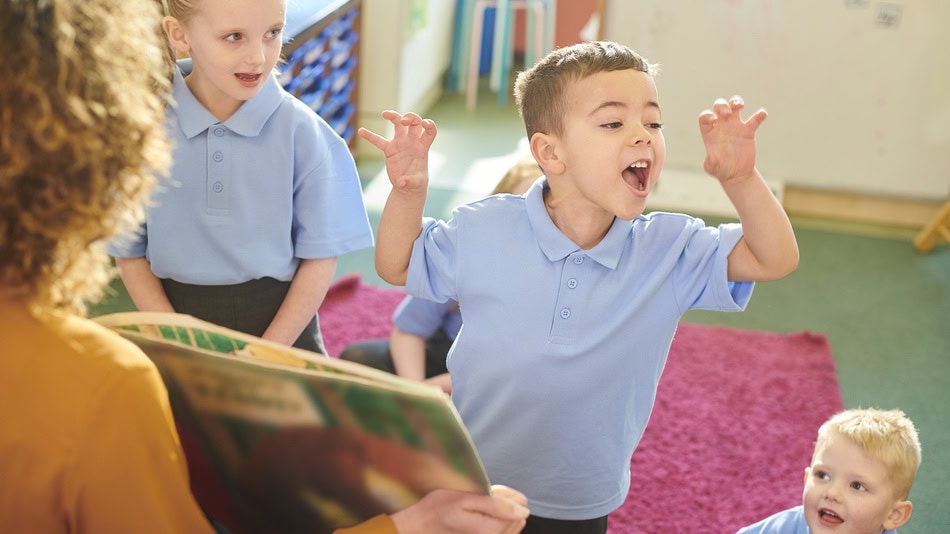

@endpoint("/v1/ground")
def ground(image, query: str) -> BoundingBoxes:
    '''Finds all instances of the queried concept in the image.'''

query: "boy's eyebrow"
[589,100,661,116]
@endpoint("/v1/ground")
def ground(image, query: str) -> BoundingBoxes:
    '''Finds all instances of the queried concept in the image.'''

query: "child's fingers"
[728,95,745,113]
[711,97,732,117]
[698,110,717,134]
[400,112,424,124]
[421,118,437,136]
[745,108,768,131]
[380,109,403,122]
[357,127,389,151]
[398,113,438,140]
[381,110,413,136]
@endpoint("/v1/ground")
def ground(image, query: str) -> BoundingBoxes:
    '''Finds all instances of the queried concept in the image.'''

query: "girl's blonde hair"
[157,0,199,80]
[815,408,922,500]
[0,0,171,315]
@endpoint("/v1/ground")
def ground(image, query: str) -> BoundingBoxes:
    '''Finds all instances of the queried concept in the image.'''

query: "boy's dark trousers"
[521,514,608,534]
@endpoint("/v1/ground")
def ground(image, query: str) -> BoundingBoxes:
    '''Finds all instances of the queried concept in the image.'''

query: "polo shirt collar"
[526,178,630,270]
[170,59,282,139]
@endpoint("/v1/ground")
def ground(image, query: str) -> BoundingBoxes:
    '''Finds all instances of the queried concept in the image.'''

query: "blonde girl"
[111,0,374,354]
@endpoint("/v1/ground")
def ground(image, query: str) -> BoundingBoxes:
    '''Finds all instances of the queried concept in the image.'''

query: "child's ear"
[529,132,565,176]
[802,466,810,485]
[162,16,190,54]
[883,500,913,530]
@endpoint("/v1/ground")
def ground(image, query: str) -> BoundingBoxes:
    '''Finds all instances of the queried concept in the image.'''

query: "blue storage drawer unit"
[281,0,361,147]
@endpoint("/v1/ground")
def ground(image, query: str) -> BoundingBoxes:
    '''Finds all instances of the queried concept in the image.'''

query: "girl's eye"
[224,33,242,42]
[602,122,622,129]
[646,122,663,130]
[850,481,866,491]
[268,28,283,39]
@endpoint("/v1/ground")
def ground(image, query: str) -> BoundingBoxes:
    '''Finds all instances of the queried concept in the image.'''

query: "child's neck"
[542,189,613,250]
[184,74,244,123]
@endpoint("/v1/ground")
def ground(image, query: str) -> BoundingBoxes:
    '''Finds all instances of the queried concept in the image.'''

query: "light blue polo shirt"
[406,177,754,520]
[109,59,373,284]
[737,505,898,533]
[392,296,462,339]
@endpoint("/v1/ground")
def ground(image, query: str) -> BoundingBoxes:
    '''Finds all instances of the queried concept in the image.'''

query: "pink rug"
[318,274,844,532]
[319,274,409,357]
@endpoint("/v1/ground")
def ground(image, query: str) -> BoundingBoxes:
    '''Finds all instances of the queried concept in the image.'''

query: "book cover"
[94,312,489,533]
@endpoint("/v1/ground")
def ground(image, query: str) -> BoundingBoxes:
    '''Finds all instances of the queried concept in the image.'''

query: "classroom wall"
[359,0,609,156]
[357,0,455,156]
[554,0,600,46]
[603,0,950,200]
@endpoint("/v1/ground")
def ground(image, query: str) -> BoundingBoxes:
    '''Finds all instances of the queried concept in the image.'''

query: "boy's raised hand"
[358,110,437,193]
[698,96,767,184]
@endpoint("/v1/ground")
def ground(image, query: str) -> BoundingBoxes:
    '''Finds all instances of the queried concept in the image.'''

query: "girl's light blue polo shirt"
[406,178,754,520]
[110,60,373,284]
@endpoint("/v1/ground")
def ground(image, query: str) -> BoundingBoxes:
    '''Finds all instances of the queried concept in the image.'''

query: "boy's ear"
[162,16,190,54]
[529,132,565,176]
[802,466,810,485]
[883,500,913,530]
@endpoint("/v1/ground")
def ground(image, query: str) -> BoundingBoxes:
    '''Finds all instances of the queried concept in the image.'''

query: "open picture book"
[93,312,489,534]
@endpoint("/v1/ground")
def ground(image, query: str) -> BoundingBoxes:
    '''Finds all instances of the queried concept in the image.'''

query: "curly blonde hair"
[0,0,171,315]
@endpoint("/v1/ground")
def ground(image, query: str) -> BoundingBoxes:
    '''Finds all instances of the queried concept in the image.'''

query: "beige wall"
[357,0,455,157]
[603,0,950,201]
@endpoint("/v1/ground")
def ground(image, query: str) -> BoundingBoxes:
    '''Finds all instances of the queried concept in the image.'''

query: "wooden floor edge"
[783,187,945,228]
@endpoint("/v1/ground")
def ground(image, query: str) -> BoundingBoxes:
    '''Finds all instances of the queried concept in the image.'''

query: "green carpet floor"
[92,87,950,532]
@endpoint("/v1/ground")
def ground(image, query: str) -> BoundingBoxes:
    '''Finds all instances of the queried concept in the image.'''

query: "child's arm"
[357,111,437,286]
[263,257,337,348]
[389,327,453,394]
[424,373,453,394]
[389,326,428,381]
[114,257,176,312]
[699,96,800,282]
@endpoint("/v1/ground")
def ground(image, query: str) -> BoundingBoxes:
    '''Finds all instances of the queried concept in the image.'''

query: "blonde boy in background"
[738,408,921,534]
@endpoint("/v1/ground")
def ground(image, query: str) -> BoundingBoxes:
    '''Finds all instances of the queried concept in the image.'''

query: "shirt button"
[573,257,584,265]
[212,181,224,193]
[213,127,225,137]
[560,308,571,319]
[212,151,224,162]
[567,278,578,289]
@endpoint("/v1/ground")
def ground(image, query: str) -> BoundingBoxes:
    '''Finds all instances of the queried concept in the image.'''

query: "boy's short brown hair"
[513,41,659,139]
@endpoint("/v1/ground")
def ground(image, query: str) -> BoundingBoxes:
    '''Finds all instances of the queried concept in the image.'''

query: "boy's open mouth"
[623,160,650,191]
[818,508,844,526]
[236,73,261,82]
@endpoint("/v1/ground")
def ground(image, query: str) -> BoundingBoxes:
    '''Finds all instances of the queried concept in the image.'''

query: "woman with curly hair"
[0,2,528,533]
[0,0,215,531]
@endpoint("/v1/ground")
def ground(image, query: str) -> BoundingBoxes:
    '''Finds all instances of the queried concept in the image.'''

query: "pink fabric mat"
[318,274,844,532]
